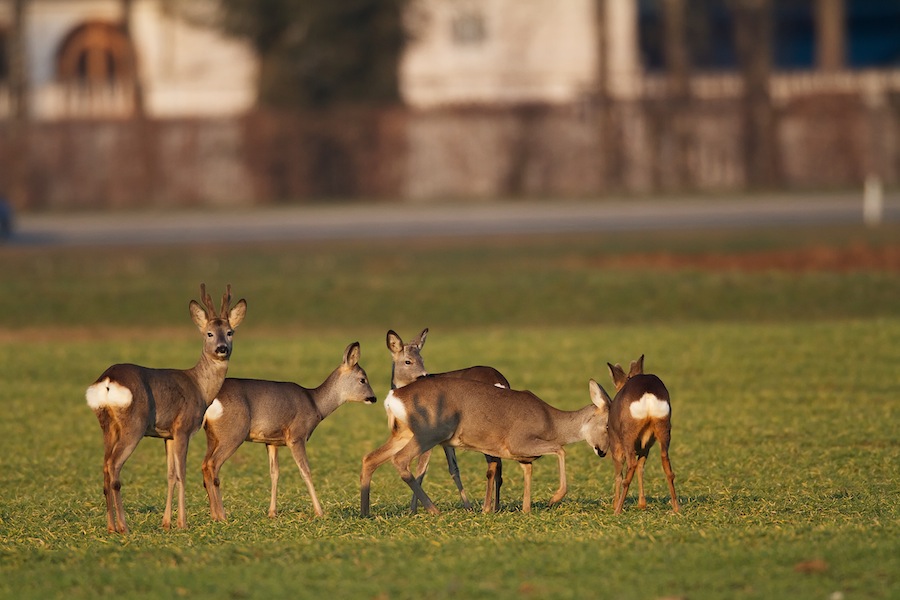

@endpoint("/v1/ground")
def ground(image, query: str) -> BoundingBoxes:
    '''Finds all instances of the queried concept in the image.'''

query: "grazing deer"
[360,377,611,517]
[201,342,377,520]
[85,284,247,533]
[601,355,680,514]
[387,328,510,513]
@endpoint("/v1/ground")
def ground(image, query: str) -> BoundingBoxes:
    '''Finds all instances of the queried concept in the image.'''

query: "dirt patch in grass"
[598,243,900,272]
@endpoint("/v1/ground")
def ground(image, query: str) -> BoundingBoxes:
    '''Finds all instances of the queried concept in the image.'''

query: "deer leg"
[661,448,679,513]
[102,460,117,533]
[103,422,142,534]
[201,456,225,522]
[287,439,324,517]
[172,436,191,529]
[548,449,567,506]
[656,426,680,513]
[409,448,432,514]
[636,453,649,510]
[494,457,503,512]
[267,445,280,518]
[614,453,639,515]
[163,438,176,529]
[520,462,533,513]
[201,442,219,520]
[201,432,240,522]
[483,458,499,513]
[101,426,119,533]
[444,446,471,510]
[611,455,624,512]
[361,433,412,517]
[392,438,439,515]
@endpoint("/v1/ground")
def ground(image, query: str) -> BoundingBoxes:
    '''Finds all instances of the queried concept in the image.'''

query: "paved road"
[7,191,899,247]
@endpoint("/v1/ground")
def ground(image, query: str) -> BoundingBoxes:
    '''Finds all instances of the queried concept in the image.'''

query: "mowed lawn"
[0,219,898,599]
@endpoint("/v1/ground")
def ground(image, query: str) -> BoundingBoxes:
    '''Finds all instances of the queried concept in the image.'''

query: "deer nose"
[594,447,607,458]
[365,396,377,404]
[215,344,230,356]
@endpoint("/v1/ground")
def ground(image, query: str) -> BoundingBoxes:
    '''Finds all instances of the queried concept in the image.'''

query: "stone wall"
[1,94,898,211]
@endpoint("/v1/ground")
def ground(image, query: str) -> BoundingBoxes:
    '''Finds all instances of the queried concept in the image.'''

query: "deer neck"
[310,371,345,421]
[188,351,231,405]
[554,404,599,445]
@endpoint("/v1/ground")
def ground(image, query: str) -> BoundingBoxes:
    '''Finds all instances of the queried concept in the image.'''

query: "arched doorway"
[55,21,138,115]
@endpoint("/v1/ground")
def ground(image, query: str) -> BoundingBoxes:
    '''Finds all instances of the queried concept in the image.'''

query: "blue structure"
[638,0,900,71]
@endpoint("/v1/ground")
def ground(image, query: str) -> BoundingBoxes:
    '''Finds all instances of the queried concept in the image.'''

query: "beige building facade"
[2,0,651,118]
[1,0,257,119]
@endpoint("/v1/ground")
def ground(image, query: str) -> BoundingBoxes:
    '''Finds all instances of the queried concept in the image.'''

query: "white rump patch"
[85,378,133,410]
[205,399,224,422]
[384,390,408,424]
[629,393,670,420]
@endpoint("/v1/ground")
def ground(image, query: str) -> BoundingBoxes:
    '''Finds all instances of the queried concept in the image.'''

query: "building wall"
[3,0,256,119]
[3,91,897,210]
[400,0,599,107]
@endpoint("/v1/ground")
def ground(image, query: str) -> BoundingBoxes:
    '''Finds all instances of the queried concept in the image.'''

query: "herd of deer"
[85,284,680,534]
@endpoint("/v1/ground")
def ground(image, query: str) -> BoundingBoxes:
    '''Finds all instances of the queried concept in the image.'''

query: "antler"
[219,284,232,318]
[199,283,218,318]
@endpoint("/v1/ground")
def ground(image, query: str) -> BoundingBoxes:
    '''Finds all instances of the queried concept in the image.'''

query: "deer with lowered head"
[360,376,611,517]
[387,328,510,513]
[85,284,247,533]
[202,342,376,520]
[598,355,680,514]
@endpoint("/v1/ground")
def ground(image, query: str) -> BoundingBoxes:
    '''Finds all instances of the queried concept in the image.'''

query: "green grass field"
[1,220,898,599]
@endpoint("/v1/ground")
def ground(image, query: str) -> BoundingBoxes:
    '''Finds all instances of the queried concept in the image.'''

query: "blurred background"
[1,0,899,211]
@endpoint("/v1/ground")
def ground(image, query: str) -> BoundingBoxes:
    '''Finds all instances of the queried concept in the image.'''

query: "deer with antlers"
[387,328,510,513]
[600,355,680,514]
[85,284,247,533]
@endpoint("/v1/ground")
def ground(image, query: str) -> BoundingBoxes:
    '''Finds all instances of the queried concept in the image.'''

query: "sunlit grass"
[1,224,899,599]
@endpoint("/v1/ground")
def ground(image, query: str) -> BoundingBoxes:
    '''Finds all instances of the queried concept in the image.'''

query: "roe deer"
[201,342,376,520]
[85,284,247,533]
[360,377,611,517]
[387,328,510,513]
[601,355,680,514]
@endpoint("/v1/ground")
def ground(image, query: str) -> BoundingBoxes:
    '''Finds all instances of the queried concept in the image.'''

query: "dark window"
[638,0,738,72]
[451,12,487,45]
[773,0,815,69]
[848,0,900,67]
[639,0,900,72]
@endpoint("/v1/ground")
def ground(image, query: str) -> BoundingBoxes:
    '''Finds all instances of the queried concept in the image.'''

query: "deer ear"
[589,379,611,412]
[344,342,361,368]
[607,362,623,384]
[628,355,644,377]
[228,299,247,329]
[414,328,428,350]
[386,330,403,353]
[189,300,209,331]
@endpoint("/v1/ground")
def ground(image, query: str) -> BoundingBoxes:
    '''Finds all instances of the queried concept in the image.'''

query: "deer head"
[189,283,247,361]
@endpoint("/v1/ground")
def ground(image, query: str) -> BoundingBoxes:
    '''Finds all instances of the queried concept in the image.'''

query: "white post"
[863,175,884,227]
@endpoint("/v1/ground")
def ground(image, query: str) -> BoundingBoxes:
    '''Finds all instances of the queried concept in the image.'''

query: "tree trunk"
[594,0,612,192]
[732,0,779,188]
[8,0,30,209]
[815,0,845,72]
[121,0,146,117]
[662,0,690,189]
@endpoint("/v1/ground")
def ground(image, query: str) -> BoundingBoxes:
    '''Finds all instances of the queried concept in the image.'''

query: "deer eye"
[360,378,367,384]
[405,360,412,365]
[207,332,214,338]
[227,330,234,337]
